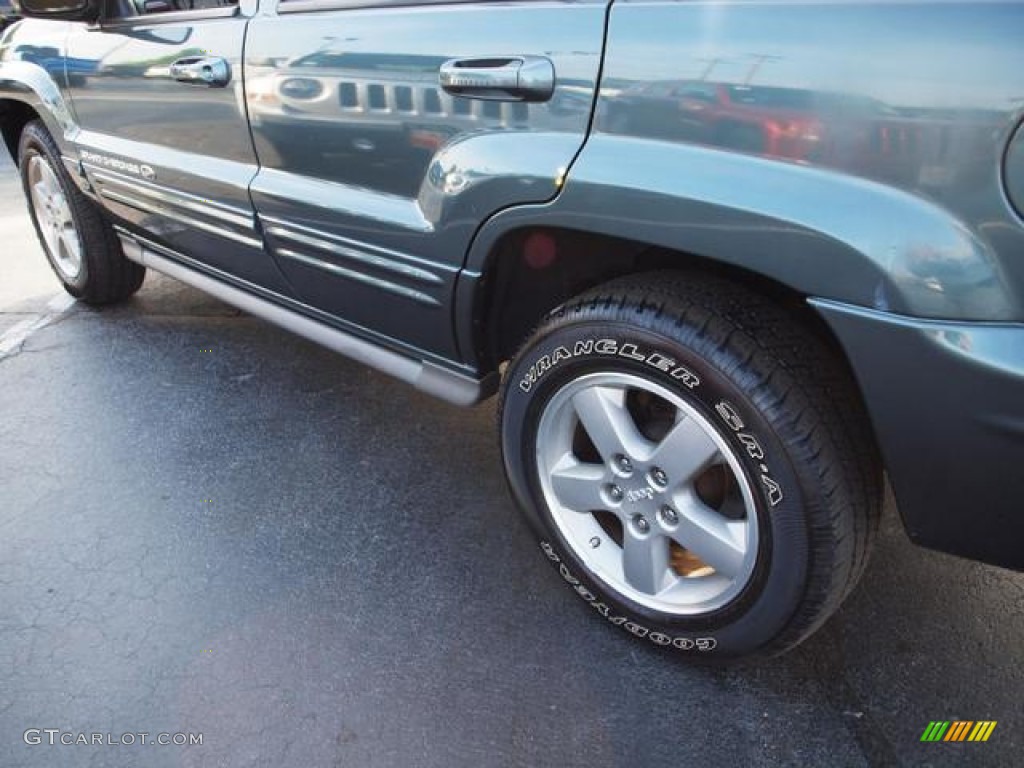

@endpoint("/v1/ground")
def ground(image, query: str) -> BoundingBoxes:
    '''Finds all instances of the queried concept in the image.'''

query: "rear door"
[65,0,290,295]
[245,0,609,360]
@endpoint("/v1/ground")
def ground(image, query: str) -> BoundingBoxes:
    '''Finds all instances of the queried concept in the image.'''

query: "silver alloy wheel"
[28,154,83,280]
[536,372,760,615]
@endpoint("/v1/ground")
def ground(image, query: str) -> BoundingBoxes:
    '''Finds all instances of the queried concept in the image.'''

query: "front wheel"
[498,272,881,660]
[19,120,145,305]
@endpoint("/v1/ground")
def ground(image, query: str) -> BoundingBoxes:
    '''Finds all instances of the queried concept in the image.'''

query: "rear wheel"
[19,120,145,305]
[498,272,881,659]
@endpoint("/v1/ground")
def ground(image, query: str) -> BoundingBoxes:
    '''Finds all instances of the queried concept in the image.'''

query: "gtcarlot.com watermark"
[24,729,202,747]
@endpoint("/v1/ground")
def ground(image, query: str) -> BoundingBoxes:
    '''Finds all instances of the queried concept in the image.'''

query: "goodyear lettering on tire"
[539,541,717,652]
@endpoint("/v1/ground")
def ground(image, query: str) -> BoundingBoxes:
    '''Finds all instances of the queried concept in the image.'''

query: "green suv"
[2,0,1023,659]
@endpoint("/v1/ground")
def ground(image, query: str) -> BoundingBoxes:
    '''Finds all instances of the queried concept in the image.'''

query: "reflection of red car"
[607,81,826,161]
[676,82,825,161]
[606,80,1001,187]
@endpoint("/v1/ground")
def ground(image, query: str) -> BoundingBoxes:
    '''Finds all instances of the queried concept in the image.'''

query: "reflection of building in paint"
[246,50,590,196]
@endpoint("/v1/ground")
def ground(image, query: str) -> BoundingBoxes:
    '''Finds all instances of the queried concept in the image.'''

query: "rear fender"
[457,135,1021,366]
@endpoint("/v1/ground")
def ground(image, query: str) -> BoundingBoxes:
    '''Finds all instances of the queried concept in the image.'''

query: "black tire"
[19,120,145,305]
[498,272,882,660]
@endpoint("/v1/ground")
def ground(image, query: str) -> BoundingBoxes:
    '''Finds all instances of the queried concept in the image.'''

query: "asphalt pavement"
[1,145,1021,768]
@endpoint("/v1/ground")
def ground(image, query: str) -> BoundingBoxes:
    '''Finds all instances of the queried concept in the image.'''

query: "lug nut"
[589,537,601,549]
[606,484,624,503]
[634,515,650,534]
[659,505,679,526]
[650,467,668,488]
[614,454,633,474]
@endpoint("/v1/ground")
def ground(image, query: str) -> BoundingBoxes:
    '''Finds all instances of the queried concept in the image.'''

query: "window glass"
[423,88,442,114]
[339,82,358,108]
[675,83,718,102]
[367,83,387,110]
[105,0,237,19]
[394,85,414,112]
[724,85,816,109]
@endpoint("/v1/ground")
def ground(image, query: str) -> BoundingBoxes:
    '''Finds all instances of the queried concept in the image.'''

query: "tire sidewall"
[501,318,813,658]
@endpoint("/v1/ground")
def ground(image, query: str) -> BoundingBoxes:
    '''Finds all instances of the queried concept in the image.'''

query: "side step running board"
[117,231,492,407]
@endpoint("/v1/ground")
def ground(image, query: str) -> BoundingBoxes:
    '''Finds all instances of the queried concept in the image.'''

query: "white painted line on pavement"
[0,292,76,360]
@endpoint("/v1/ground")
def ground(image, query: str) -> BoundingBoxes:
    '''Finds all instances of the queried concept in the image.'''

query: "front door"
[65,1,290,295]
[245,0,609,361]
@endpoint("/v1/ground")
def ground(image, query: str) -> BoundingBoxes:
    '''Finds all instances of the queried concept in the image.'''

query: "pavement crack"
[0,308,75,364]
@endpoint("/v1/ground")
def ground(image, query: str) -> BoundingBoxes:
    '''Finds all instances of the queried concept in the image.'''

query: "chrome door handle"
[439,56,554,102]
[169,56,231,87]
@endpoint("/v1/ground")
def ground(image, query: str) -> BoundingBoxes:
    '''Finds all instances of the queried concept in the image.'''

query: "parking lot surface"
[1,147,1022,767]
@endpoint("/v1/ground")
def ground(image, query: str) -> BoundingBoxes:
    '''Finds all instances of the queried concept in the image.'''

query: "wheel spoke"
[40,161,59,192]
[648,415,721,485]
[56,198,74,227]
[622,529,671,595]
[549,455,609,512]
[57,227,82,270]
[27,156,81,275]
[42,219,59,255]
[32,180,49,206]
[669,496,748,578]
[571,385,648,461]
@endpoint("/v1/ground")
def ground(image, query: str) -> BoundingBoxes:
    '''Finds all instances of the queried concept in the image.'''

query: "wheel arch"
[458,135,1021,372]
[459,224,876,447]
[0,60,80,161]
[460,225,846,369]
[0,97,43,161]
